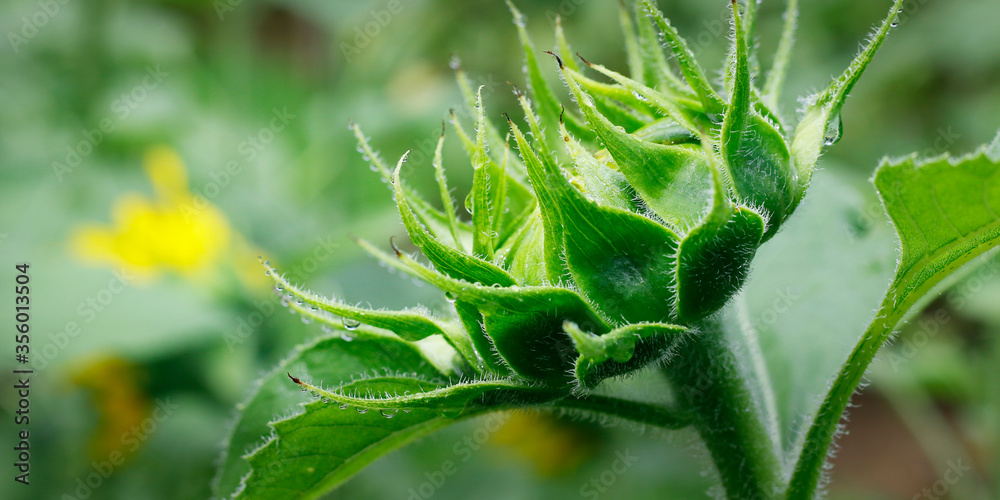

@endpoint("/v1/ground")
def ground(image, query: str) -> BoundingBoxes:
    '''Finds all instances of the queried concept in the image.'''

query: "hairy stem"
[666,319,783,499]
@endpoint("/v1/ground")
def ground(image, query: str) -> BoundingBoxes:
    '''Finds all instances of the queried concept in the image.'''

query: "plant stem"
[665,319,783,499]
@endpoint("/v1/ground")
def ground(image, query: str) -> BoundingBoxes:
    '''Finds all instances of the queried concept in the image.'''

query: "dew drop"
[444,291,458,303]
[321,325,333,334]
[824,114,844,146]
[436,408,462,419]
[464,192,475,214]
[890,20,899,28]
[342,331,356,342]
[381,409,399,418]
[301,316,313,324]
[402,409,412,414]
[264,270,270,276]
[342,318,361,330]
[356,407,369,414]
[339,403,350,410]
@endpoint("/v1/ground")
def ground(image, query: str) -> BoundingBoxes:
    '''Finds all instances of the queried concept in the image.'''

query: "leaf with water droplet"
[790,0,904,209]
[263,260,454,343]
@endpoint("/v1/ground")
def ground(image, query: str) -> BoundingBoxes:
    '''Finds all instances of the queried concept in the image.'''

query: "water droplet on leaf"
[824,114,844,146]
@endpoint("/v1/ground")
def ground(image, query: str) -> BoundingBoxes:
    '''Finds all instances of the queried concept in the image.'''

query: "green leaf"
[558,58,713,232]
[289,372,560,414]
[566,64,661,117]
[351,122,462,242]
[471,87,498,259]
[430,125,465,250]
[987,130,1000,159]
[506,115,570,283]
[676,159,765,321]
[789,146,1000,498]
[350,237,512,376]
[392,246,612,386]
[628,0,688,94]
[761,0,799,112]
[263,260,454,344]
[510,117,684,325]
[453,59,511,172]
[215,334,459,500]
[565,321,686,389]
[507,1,563,147]
[551,18,598,142]
[393,153,517,288]
[495,212,549,286]
[789,0,904,205]
[513,86,559,174]
[559,120,637,213]
[721,1,796,239]
[619,0,645,85]
[450,109,538,247]
[580,58,703,134]
[637,0,725,115]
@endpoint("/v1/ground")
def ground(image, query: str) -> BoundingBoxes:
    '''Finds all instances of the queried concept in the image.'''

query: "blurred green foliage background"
[0,0,998,498]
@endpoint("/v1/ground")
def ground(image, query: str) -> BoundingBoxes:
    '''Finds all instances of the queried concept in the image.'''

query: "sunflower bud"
[269,0,897,396]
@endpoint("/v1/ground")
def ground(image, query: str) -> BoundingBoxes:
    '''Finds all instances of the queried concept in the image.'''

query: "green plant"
[214,0,1000,498]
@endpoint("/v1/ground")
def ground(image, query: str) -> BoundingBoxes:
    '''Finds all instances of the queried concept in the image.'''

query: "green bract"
[213,1,1000,499]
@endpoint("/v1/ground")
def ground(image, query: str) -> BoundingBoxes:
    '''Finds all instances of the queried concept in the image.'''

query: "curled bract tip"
[543,51,564,69]
[389,236,402,257]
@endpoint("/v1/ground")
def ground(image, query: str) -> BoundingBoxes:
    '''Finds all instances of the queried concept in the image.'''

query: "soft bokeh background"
[0,0,998,498]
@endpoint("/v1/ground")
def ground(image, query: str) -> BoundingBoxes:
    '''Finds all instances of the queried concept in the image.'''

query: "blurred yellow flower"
[71,146,264,287]
[491,412,602,477]
[70,357,151,463]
